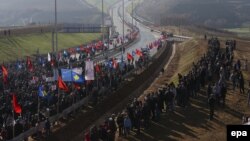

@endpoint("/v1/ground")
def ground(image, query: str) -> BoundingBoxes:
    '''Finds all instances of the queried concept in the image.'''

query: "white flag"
[72,68,83,75]
[48,53,51,62]
[85,60,94,80]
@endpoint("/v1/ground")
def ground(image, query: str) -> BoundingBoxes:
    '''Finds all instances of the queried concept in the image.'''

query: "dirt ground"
[116,33,250,141]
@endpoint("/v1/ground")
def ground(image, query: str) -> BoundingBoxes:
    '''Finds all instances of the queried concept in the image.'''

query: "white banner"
[46,77,55,82]
[85,60,94,80]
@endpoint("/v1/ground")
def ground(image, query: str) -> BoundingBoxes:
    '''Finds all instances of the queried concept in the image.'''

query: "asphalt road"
[71,0,160,63]
[111,0,160,59]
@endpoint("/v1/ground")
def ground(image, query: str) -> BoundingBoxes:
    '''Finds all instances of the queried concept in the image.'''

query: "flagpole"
[122,0,125,44]
[12,110,15,138]
[95,68,98,89]
[54,0,61,117]
[102,0,104,43]
[97,72,99,89]
[57,89,60,115]
[38,95,40,121]
[120,0,125,60]
[132,0,134,28]
[55,0,58,54]
[109,69,112,87]
[10,93,15,139]
[70,66,74,107]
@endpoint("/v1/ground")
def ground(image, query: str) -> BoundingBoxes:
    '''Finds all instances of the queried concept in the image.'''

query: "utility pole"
[55,0,60,115]
[122,0,125,54]
[102,0,105,49]
[52,32,54,53]
[55,0,58,56]
[123,0,125,42]
[132,0,134,28]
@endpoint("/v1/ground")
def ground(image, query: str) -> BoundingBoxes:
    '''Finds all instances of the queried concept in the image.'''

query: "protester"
[123,114,131,136]
[0,26,170,140]
[83,37,241,140]
[208,95,216,120]
[247,82,250,107]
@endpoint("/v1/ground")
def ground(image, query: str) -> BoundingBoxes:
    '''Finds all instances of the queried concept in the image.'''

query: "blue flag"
[16,61,22,70]
[76,47,80,52]
[61,68,85,83]
[132,50,136,57]
[38,86,47,97]
[63,50,68,57]
[108,60,113,69]
[121,55,124,63]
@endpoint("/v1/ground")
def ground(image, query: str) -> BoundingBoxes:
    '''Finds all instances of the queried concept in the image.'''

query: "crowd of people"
[0,26,167,140]
[83,37,248,141]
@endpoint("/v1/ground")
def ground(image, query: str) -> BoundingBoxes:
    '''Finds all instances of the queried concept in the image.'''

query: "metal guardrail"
[9,97,88,141]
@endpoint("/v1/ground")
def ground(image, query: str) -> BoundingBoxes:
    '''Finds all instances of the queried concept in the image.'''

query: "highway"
[72,0,161,63]
[110,0,160,59]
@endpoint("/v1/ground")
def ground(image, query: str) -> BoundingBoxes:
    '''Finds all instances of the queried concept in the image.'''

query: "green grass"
[85,0,119,13]
[0,33,101,62]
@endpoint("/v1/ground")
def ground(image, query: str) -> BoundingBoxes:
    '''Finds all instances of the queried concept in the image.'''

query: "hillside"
[0,0,102,26]
[85,0,119,13]
[136,0,250,28]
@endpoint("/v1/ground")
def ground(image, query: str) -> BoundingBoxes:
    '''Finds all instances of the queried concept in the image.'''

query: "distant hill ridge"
[0,0,102,26]
[136,0,250,28]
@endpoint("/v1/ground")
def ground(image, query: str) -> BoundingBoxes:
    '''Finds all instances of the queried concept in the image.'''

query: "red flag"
[136,49,143,57]
[73,83,81,90]
[26,56,33,72]
[112,58,118,69]
[95,64,101,73]
[127,53,133,60]
[80,44,84,51]
[1,65,8,83]
[12,94,22,114]
[58,76,69,92]
[51,59,55,67]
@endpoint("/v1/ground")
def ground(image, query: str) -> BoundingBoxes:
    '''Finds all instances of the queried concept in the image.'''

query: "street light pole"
[102,0,105,49]
[132,0,134,28]
[122,0,125,43]
[122,0,125,54]
[55,0,58,55]
[54,0,60,115]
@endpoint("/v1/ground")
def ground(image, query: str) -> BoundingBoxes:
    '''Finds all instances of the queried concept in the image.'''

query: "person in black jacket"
[207,83,212,101]
[116,113,124,136]
[239,71,245,94]
[45,118,51,136]
[208,95,216,120]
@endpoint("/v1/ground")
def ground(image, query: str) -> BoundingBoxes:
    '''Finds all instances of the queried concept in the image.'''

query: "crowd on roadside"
[0,26,168,140]
[83,37,250,141]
